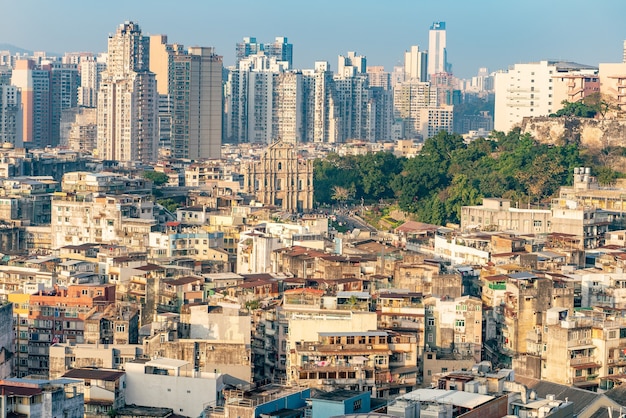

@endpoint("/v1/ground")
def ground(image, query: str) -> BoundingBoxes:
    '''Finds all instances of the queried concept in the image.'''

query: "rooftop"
[314,389,364,402]
[63,368,125,381]
[398,388,494,409]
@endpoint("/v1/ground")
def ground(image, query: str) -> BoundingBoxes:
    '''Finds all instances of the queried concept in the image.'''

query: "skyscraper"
[393,80,436,139]
[427,21,449,77]
[151,35,224,159]
[236,37,293,69]
[225,55,295,144]
[172,47,223,159]
[404,45,428,82]
[48,62,80,146]
[0,70,22,147]
[97,21,158,163]
[264,37,293,69]
[78,56,106,108]
[302,61,339,143]
[338,51,366,76]
[12,59,51,148]
[236,37,263,66]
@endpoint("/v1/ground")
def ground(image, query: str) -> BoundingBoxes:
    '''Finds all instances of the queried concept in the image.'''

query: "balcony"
[570,356,601,368]
[379,306,425,315]
[573,374,599,387]
[608,356,626,366]
[297,362,375,372]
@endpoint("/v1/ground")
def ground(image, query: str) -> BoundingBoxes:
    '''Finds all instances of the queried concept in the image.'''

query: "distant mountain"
[0,43,32,55]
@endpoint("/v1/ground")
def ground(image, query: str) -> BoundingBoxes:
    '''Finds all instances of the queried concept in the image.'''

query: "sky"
[2,0,625,79]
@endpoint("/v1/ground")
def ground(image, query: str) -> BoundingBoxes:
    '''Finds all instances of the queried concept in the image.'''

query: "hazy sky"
[2,0,625,78]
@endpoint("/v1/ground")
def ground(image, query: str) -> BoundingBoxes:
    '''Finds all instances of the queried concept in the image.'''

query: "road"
[333,209,378,234]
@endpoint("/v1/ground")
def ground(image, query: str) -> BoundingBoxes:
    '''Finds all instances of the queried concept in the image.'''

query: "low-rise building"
[27,283,116,376]
[49,342,144,379]
[62,368,126,418]
[0,377,84,418]
[424,296,483,362]
[203,384,310,418]
[125,358,225,418]
[461,198,551,234]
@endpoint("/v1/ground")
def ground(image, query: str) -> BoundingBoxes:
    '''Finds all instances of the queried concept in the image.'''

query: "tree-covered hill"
[313,129,623,225]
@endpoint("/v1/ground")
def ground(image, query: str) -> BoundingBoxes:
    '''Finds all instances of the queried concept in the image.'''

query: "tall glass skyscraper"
[427,21,449,77]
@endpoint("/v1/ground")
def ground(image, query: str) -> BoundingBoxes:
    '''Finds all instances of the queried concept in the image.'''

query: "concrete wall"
[288,312,378,343]
[143,338,252,383]
[422,351,476,383]
[188,304,251,343]
[125,362,222,417]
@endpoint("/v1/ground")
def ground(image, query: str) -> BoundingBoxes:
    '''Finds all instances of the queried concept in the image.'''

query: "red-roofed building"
[273,246,362,279]
[27,283,116,376]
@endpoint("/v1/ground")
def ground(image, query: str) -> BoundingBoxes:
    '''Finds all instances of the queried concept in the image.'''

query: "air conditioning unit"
[392,322,400,327]
[367,346,373,350]
[308,346,315,351]
[354,366,360,371]
[207,345,214,351]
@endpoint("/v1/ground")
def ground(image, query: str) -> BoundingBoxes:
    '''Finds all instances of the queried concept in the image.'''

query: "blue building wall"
[311,392,371,418]
[255,389,311,417]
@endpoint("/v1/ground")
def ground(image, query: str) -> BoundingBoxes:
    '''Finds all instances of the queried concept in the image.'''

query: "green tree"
[357,152,403,200]
[596,166,621,186]
[313,154,360,205]
[584,92,615,120]
[157,198,182,213]
[443,174,483,224]
[143,170,169,186]
[549,100,597,118]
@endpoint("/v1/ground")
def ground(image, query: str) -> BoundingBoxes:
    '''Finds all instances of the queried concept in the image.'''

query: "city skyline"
[2,0,625,78]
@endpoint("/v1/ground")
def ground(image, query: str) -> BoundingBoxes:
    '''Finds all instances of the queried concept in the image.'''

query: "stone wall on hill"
[520,116,626,150]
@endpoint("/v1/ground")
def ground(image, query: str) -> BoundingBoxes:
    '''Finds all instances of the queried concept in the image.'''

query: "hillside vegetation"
[314,129,623,226]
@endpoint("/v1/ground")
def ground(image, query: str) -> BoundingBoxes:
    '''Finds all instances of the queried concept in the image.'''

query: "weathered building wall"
[0,303,12,379]
[143,339,252,383]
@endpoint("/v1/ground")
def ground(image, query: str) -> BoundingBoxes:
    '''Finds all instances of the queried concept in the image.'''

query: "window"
[534,220,542,227]
[346,336,355,344]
